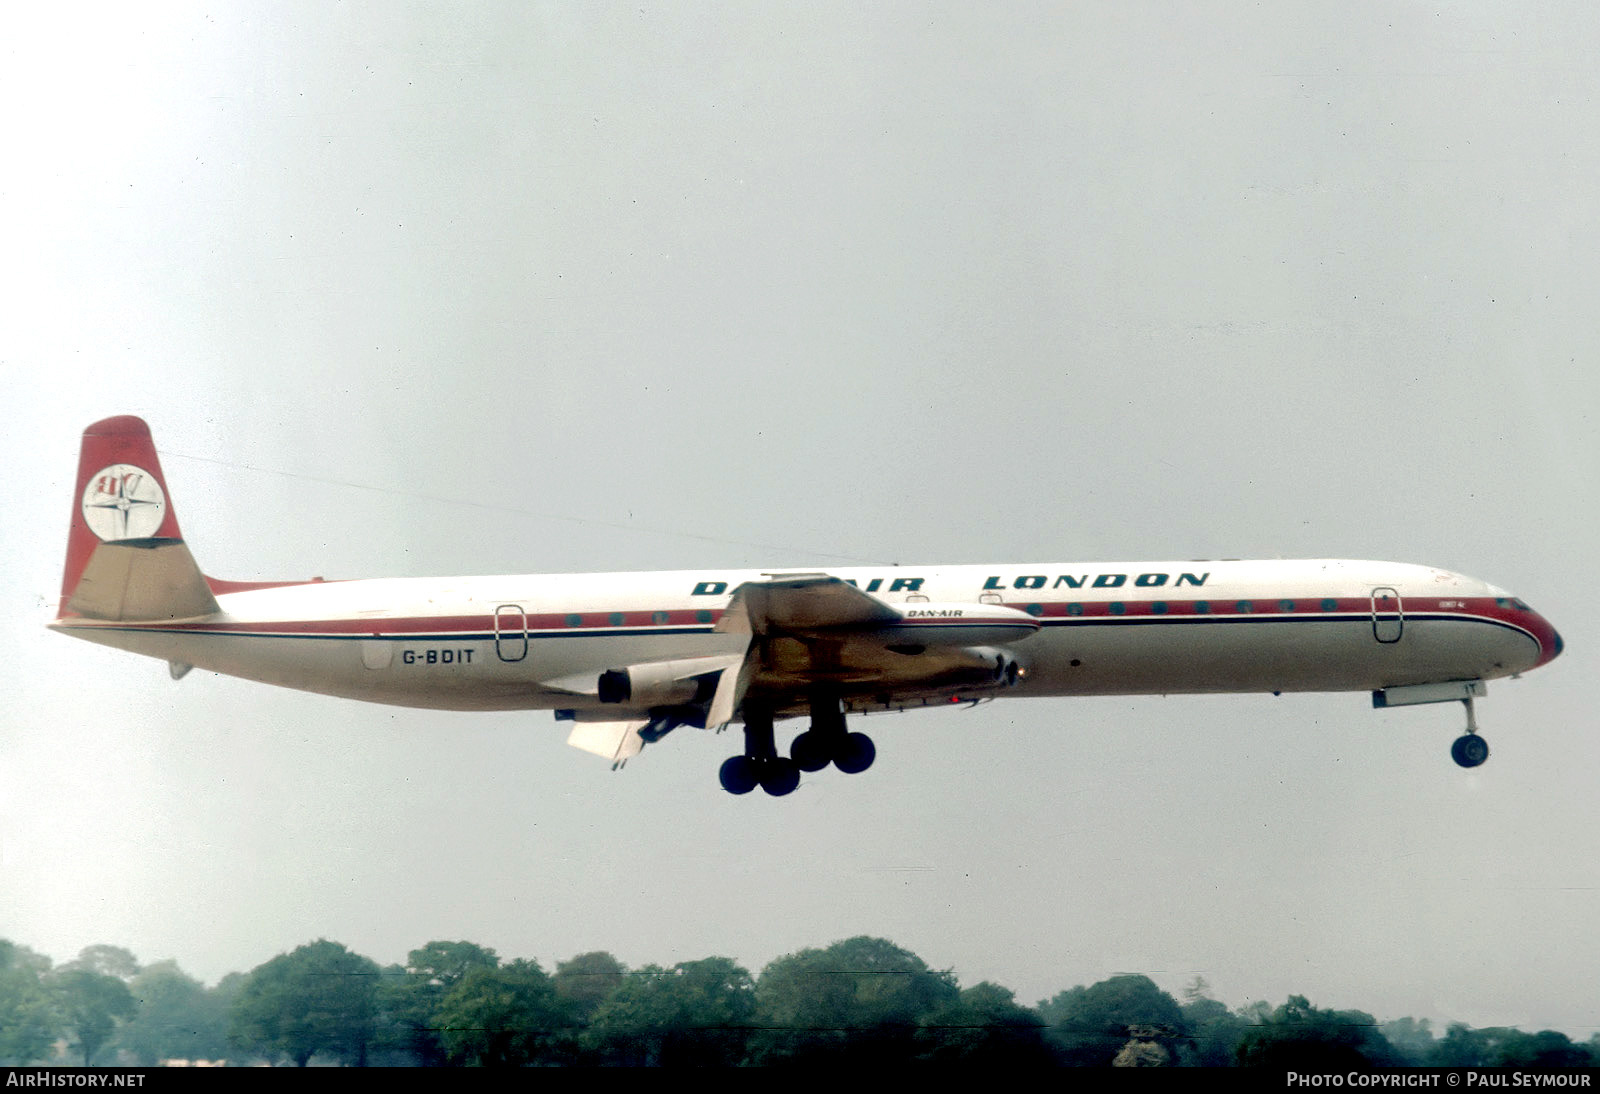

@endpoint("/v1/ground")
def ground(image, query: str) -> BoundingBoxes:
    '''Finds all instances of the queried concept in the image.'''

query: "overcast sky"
[4,2,1597,1038]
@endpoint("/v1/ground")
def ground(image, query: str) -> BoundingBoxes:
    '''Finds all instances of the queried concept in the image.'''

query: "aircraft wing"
[569,574,1035,759]
[706,573,1034,727]
[714,572,901,636]
[707,573,895,727]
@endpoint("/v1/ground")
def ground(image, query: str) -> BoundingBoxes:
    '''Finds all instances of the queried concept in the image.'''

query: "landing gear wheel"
[1451,734,1489,769]
[790,731,831,772]
[833,732,876,775]
[758,757,801,797]
[719,755,759,795]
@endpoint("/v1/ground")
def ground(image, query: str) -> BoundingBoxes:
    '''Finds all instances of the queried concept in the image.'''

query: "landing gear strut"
[1373,682,1492,770]
[719,704,800,797]
[790,695,875,776]
[719,697,876,796]
[1449,696,1489,769]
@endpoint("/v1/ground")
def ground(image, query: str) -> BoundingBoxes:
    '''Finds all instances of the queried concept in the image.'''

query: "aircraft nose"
[1542,621,1564,666]
[1520,601,1563,669]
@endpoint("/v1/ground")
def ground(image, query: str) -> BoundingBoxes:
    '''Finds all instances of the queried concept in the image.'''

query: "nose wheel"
[1450,697,1490,769]
[1450,734,1489,768]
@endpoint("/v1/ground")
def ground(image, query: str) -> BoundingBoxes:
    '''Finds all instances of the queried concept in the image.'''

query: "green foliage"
[748,936,960,1065]
[1236,994,1404,1069]
[434,959,572,1066]
[406,940,500,988]
[229,939,381,1066]
[1379,1016,1436,1066]
[4,934,1591,1068]
[67,945,140,980]
[1040,973,1185,1066]
[914,981,1055,1065]
[586,957,755,1066]
[1430,1023,1597,1068]
[116,960,228,1065]
[1178,993,1247,1067]
[0,941,61,1065]
[1493,1030,1596,1068]
[377,940,502,1065]
[51,966,136,1065]
[553,951,627,1023]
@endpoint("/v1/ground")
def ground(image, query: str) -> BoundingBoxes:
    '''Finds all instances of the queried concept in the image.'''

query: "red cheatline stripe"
[54,596,1553,654]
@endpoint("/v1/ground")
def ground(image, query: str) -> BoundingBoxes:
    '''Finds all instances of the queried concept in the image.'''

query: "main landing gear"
[719,697,876,796]
[1450,695,1490,769]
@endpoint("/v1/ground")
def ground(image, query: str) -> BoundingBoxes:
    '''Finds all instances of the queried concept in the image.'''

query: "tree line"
[1,936,1594,1067]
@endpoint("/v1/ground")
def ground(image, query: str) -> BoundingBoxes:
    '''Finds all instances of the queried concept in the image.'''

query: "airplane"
[51,416,1564,796]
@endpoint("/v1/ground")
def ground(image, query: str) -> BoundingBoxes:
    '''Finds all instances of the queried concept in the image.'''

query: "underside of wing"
[566,574,1038,766]
[713,573,1037,721]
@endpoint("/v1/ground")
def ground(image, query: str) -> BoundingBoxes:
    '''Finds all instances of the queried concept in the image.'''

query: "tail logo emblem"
[82,464,166,542]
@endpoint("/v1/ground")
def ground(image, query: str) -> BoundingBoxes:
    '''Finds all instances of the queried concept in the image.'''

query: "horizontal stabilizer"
[66,539,220,621]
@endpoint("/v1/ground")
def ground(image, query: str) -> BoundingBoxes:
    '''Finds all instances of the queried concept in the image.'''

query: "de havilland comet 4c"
[52,416,1563,796]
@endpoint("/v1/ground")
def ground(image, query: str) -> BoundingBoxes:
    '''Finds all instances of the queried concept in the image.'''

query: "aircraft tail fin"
[58,416,220,622]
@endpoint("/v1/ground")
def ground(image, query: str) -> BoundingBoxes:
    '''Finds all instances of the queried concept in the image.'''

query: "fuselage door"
[495,603,528,662]
[1371,587,1403,644]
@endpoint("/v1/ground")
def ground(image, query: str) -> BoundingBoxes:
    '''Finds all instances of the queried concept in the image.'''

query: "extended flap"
[566,719,650,769]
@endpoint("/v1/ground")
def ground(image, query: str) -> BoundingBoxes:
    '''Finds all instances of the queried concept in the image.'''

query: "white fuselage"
[51,558,1559,721]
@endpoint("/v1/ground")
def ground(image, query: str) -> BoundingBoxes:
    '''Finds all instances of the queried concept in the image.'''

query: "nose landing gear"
[1450,695,1489,769]
[1372,681,1492,770]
